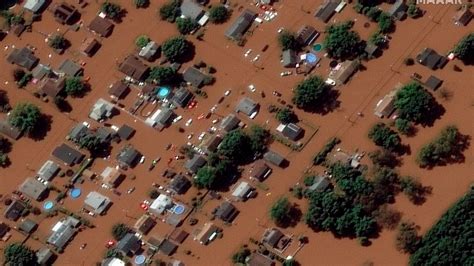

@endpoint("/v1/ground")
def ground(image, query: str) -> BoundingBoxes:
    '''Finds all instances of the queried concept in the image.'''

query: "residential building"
[225,9,257,40]
[108,81,129,100]
[424,75,443,91]
[194,222,219,245]
[47,216,80,249]
[134,214,156,235]
[52,3,78,25]
[4,200,25,221]
[80,38,101,57]
[37,160,60,181]
[183,66,208,88]
[139,41,159,61]
[89,98,115,121]
[23,0,46,13]
[219,114,241,132]
[7,47,39,70]
[277,123,303,141]
[262,228,290,251]
[328,60,360,84]
[388,0,408,20]
[19,178,48,201]
[116,145,141,168]
[149,194,173,215]
[169,228,189,244]
[247,253,275,266]
[180,0,205,21]
[307,176,331,192]
[296,25,319,46]
[416,48,447,70]
[101,258,126,266]
[32,64,52,80]
[231,181,254,201]
[453,6,472,26]
[184,154,207,174]
[145,108,175,130]
[52,143,85,166]
[235,97,258,117]
[202,135,222,154]
[282,49,298,68]
[373,83,402,118]
[57,59,83,77]
[263,150,286,167]
[315,0,341,23]
[250,161,272,181]
[116,233,141,256]
[116,124,135,140]
[83,191,111,215]
[119,55,149,81]
[0,120,22,140]
[19,218,38,234]
[36,247,54,265]
[100,166,124,188]
[171,87,193,108]
[215,202,239,223]
[88,16,114,37]
[38,77,65,98]
[158,239,178,256]
[168,175,191,194]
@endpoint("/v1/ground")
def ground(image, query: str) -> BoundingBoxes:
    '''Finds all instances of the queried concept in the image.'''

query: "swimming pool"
[172,204,185,215]
[157,87,171,99]
[43,201,54,210]
[70,188,81,198]
[313,43,323,52]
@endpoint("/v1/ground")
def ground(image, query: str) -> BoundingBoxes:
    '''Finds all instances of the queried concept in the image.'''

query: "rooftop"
[52,143,85,166]
[88,16,114,37]
[225,9,257,40]
[19,177,48,201]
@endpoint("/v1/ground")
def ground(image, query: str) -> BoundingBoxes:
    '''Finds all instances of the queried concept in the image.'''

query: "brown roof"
[194,222,218,244]
[169,228,189,244]
[39,78,65,98]
[134,214,156,235]
[247,253,275,266]
[100,166,124,187]
[250,160,271,181]
[119,56,149,81]
[53,3,78,24]
[11,24,26,37]
[373,83,402,118]
[108,81,129,99]
[453,7,472,26]
[80,37,100,56]
[0,120,22,140]
[88,16,114,37]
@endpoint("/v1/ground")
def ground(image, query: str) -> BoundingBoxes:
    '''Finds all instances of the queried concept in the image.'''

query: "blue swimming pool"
[43,201,54,210]
[70,188,81,198]
[172,204,185,215]
[157,87,171,98]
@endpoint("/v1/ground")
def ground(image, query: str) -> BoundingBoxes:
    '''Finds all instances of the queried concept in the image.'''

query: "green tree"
[394,82,436,123]
[105,248,124,259]
[368,30,385,46]
[395,118,413,135]
[453,33,474,64]
[161,36,191,62]
[366,7,381,21]
[368,149,398,167]
[8,102,41,134]
[377,12,393,33]
[396,221,421,254]
[277,30,300,51]
[368,123,401,150]
[323,21,361,60]
[147,67,177,85]
[135,35,150,48]
[101,1,122,19]
[4,243,37,265]
[159,0,181,22]
[270,197,292,227]
[78,134,105,156]
[111,223,131,240]
[247,125,270,156]
[65,77,86,97]
[416,126,466,167]
[400,176,430,204]
[407,4,421,18]
[231,248,250,264]
[134,0,149,8]
[276,107,297,124]
[217,129,252,163]
[0,152,9,167]
[194,166,218,189]
[209,5,229,24]
[48,35,68,50]
[176,17,198,35]
[292,76,330,111]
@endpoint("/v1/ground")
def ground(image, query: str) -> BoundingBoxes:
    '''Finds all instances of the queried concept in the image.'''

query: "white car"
[280,71,292,77]
[185,118,193,127]
[277,27,284,33]
[249,111,258,119]
[244,49,252,57]
[212,119,219,124]
[252,54,260,62]
[139,156,145,164]
[173,115,182,123]
[248,84,256,92]
[224,90,231,96]
[325,78,336,86]
[198,132,206,141]
[187,133,193,139]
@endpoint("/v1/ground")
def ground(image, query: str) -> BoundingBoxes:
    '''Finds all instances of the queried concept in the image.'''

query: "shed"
[225,9,257,40]
[52,3,78,24]
[36,247,54,265]
[88,16,114,37]
[282,49,298,68]
[250,161,272,181]
[117,233,141,256]
[0,120,22,140]
[83,191,111,215]
[7,47,39,70]
[168,175,191,194]
[58,59,83,77]
[139,41,159,61]
[235,97,258,116]
[169,229,189,244]
[108,81,129,100]
[219,114,241,132]
[184,154,207,174]
[424,75,443,91]
[4,200,25,221]
[119,55,149,81]
[183,66,208,88]
[89,98,114,121]
[171,87,193,108]
[231,181,253,200]
[19,218,38,234]
[52,143,85,166]
[180,0,205,21]
[116,124,135,140]
[37,160,60,181]
[263,150,285,167]
[215,202,239,223]
[296,25,319,46]
[134,214,156,235]
[80,38,101,57]
[24,0,46,13]
[453,6,472,26]
[19,178,48,201]
[315,0,341,23]
[117,145,141,168]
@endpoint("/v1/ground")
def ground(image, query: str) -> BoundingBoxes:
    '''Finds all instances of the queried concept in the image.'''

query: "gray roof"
[183,66,207,87]
[0,120,22,140]
[329,60,360,84]
[281,123,303,141]
[6,47,39,70]
[235,97,258,116]
[95,127,113,143]
[282,49,298,68]
[24,0,46,13]
[90,98,114,121]
[219,114,240,132]
[52,143,85,166]
[388,0,407,17]
[171,87,193,108]
[263,151,285,167]
[117,124,135,140]
[36,247,54,265]
[117,146,141,168]
[19,218,38,233]
[184,154,207,174]
[169,174,191,194]
[416,48,446,70]
[158,239,177,256]
[84,191,111,214]
[215,201,238,222]
[180,0,205,20]
[58,59,83,77]
[69,123,90,141]
[19,178,48,200]
[308,176,330,192]
[47,216,80,249]
[315,0,340,23]
[424,75,443,91]
[117,233,141,255]
[32,64,51,80]
[225,9,257,40]
[263,228,283,247]
[4,200,25,221]
[37,160,60,181]
[139,41,159,60]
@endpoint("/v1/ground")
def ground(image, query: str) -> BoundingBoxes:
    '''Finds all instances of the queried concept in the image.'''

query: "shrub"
[101,2,122,19]
[111,223,131,240]
[133,0,149,8]
[208,5,229,24]
[135,35,150,48]
[275,107,297,124]
[176,17,198,35]
[159,0,181,22]
[368,123,401,150]
[313,137,340,165]
[396,221,421,254]
[48,35,68,50]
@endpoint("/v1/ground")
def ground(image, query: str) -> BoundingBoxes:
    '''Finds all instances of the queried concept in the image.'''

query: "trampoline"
[43,201,54,210]
[305,53,319,65]
[134,255,146,265]
[313,43,323,52]
[157,87,171,99]
[172,204,185,215]
[70,188,81,198]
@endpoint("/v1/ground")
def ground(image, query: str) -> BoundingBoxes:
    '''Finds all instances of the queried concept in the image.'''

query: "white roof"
[24,0,46,12]
[232,181,251,198]
[149,194,172,214]
[145,109,162,127]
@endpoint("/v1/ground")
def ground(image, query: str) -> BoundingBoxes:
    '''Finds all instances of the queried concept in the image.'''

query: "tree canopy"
[176,17,198,35]
[111,223,131,240]
[208,5,229,24]
[377,12,393,33]
[396,221,421,254]
[453,33,474,64]
[133,0,149,8]
[48,35,68,50]
[277,31,300,51]
[276,107,297,124]
[65,77,86,97]
[217,129,253,163]
[161,36,191,62]
[395,118,413,136]
[323,21,361,60]
[232,248,250,264]
[292,76,330,111]
[135,35,150,48]
[159,0,181,22]
[270,197,292,227]
[368,123,401,150]
[194,166,218,189]
[101,2,122,19]
[8,102,41,134]
[147,67,178,85]
[394,82,437,124]
[4,243,37,266]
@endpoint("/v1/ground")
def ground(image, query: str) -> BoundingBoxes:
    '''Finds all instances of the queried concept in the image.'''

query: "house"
[36,247,54,265]
[277,123,303,141]
[32,64,52,80]
[52,3,78,24]
[0,223,9,238]
[19,178,48,201]
[95,127,114,143]
[100,166,124,188]
[149,194,173,215]
[315,0,341,23]
[424,75,443,91]
[184,154,207,174]
[0,120,22,140]
[119,55,149,81]
[329,60,360,84]
[247,253,275,266]
[80,38,101,57]
[117,145,141,168]
[23,0,46,13]
[262,228,290,251]
[365,43,379,58]
[68,123,90,142]
[116,233,141,256]
[38,77,65,98]
[373,84,402,118]
[180,0,205,21]
[219,114,241,132]
[202,135,222,154]
[88,16,114,37]
[19,218,38,234]
[388,0,407,20]
[416,48,447,70]
[7,47,39,70]
[89,98,115,121]
[296,25,319,46]
[108,81,129,100]
[171,87,193,108]
[158,239,178,256]
[169,228,189,244]
[145,108,175,130]
[139,41,159,61]
[134,214,156,235]
[263,150,286,167]
[231,181,254,201]
[235,97,258,117]
[116,124,135,140]
[282,50,298,68]
[183,66,208,88]
[52,143,85,166]
[4,200,25,221]
[215,202,239,223]
[250,161,272,181]
[194,222,219,245]
[83,191,111,215]
[101,258,126,266]
[37,160,60,181]
[453,6,472,26]
[47,216,80,249]
[57,59,83,77]
[307,176,330,192]
[225,9,257,40]
[168,175,191,194]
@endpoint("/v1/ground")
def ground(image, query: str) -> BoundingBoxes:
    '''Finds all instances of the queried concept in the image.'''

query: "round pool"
[43,201,54,210]
[172,204,185,215]
[134,255,146,265]
[313,43,323,52]
[70,188,81,198]
[305,53,318,64]
[157,87,170,99]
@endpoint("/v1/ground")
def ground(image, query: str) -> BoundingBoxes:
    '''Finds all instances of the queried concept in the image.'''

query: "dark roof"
[282,49,298,68]
[117,233,141,255]
[88,16,114,37]
[80,37,100,57]
[4,200,25,221]
[52,143,85,166]
[219,114,241,132]
[19,178,48,200]
[454,7,472,26]
[0,223,8,238]
[119,56,149,81]
[58,59,83,77]
[263,228,283,247]
[117,146,141,168]
[203,135,223,154]
[0,120,22,140]
[169,229,189,244]
[169,175,191,194]
[250,161,271,181]
[117,124,135,140]
[135,215,156,235]
[416,48,446,70]
[108,81,129,99]
[296,25,319,46]
[53,3,78,24]
[215,202,239,223]
[69,123,90,141]
[225,9,257,40]
[19,218,38,233]
[95,127,114,143]
[282,123,303,141]
[180,0,205,21]
[424,75,443,91]
[247,253,275,266]
[184,154,206,174]
[159,239,178,256]
[315,0,340,23]
[39,78,65,98]
[235,97,258,116]
[182,67,207,88]
[171,87,193,108]
[263,150,285,167]
[6,47,39,70]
